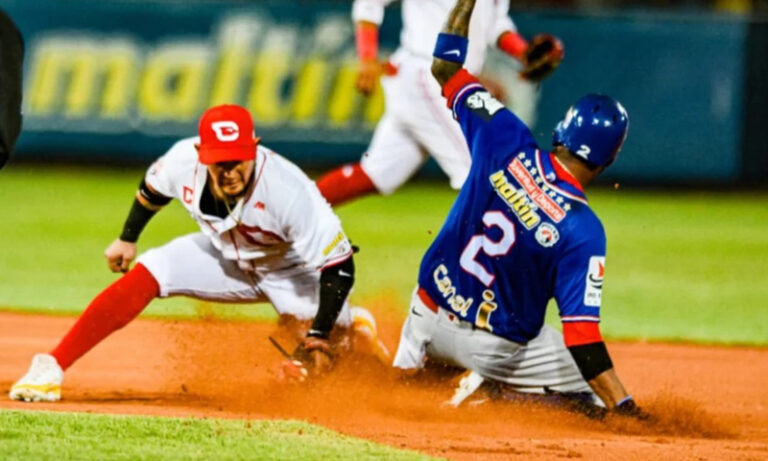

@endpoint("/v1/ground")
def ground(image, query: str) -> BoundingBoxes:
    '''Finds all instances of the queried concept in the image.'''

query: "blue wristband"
[617,395,633,407]
[433,33,468,64]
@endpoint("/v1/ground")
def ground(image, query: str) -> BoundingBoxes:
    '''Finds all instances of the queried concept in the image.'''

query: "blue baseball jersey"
[417,71,606,344]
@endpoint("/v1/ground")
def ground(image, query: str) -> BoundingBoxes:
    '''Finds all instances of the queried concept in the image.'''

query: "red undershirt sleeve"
[497,31,528,61]
[355,22,378,61]
[441,69,481,109]
[562,321,603,347]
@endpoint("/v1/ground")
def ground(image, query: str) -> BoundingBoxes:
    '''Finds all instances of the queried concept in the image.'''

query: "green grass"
[0,166,767,344]
[0,410,436,460]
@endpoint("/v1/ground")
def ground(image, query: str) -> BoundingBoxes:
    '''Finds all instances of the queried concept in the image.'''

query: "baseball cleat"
[444,370,486,407]
[351,306,391,365]
[9,353,63,402]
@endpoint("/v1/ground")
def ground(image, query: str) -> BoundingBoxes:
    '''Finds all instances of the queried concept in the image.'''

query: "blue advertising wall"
[3,0,749,183]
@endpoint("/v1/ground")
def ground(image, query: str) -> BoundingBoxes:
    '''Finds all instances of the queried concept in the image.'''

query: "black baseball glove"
[520,34,564,83]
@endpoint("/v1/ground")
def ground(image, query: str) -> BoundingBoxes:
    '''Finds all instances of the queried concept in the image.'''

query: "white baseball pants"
[136,232,352,325]
[360,54,472,194]
[393,287,598,398]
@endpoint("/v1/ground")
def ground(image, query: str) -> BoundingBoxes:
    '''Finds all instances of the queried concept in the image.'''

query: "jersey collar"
[535,150,588,204]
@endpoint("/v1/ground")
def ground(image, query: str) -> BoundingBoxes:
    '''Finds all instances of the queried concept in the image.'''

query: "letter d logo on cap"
[211,121,239,142]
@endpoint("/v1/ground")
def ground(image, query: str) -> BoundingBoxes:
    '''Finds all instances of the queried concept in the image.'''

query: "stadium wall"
[3,0,760,185]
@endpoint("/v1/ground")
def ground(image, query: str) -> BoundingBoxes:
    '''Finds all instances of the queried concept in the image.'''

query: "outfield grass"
[0,410,436,460]
[0,166,766,345]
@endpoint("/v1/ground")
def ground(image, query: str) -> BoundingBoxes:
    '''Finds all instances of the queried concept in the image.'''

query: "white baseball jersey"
[352,0,524,195]
[144,138,353,275]
[352,0,515,75]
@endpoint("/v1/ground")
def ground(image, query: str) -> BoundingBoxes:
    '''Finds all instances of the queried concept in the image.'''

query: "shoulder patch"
[323,231,349,257]
[584,256,605,307]
[148,159,163,177]
[466,91,504,120]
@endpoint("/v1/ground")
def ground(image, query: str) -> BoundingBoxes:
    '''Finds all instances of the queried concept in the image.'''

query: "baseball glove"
[279,336,334,383]
[520,34,564,82]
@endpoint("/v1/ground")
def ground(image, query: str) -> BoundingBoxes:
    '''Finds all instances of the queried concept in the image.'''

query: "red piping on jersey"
[191,162,199,204]
[549,152,585,193]
[229,229,243,263]
[321,252,354,270]
[562,321,603,347]
[236,224,284,245]
[442,69,480,108]
[242,148,268,204]
[203,221,218,235]
[534,150,588,205]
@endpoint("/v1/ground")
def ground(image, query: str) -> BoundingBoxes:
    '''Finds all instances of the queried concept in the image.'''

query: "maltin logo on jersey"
[535,222,559,247]
[584,256,605,307]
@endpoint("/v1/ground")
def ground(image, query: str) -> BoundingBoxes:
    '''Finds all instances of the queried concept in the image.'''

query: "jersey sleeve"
[442,69,537,164]
[352,0,395,25]
[144,140,189,199]
[553,217,607,325]
[487,0,516,44]
[280,184,354,270]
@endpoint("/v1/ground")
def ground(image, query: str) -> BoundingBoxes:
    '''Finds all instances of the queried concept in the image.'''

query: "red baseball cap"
[197,104,260,165]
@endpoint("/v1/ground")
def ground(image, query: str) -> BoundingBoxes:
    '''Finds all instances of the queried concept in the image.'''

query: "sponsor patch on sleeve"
[465,91,504,120]
[584,256,605,307]
[148,159,163,177]
[322,231,352,265]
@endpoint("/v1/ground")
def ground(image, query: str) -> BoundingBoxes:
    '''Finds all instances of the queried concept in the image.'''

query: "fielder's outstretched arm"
[105,180,171,273]
[122,180,172,242]
[309,256,355,339]
[431,0,476,87]
[280,255,354,378]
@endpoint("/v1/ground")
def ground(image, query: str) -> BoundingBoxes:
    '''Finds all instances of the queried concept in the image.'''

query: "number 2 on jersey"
[459,211,516,287]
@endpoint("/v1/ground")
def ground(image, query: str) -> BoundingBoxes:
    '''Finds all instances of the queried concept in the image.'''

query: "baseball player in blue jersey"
[392,0,644,418]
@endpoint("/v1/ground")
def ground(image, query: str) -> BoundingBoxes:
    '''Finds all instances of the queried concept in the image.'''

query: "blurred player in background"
[0,8,24,170]
[316,0,564,206]
[9,104,387,403]
[393,0,646,419]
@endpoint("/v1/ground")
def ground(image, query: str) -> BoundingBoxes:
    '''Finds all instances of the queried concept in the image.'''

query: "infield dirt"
[1,310,767,460]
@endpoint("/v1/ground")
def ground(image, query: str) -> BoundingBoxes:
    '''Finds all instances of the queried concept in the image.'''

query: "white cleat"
[351,306,392,365]
[445,370,486,408]
[9,353,63,402]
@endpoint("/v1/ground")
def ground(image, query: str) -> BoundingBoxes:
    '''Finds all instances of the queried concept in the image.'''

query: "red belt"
[417,287,439,314]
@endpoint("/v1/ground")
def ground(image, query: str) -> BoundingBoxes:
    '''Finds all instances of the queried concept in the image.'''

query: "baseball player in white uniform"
[316,0,563,206]
[10,104,387,402]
